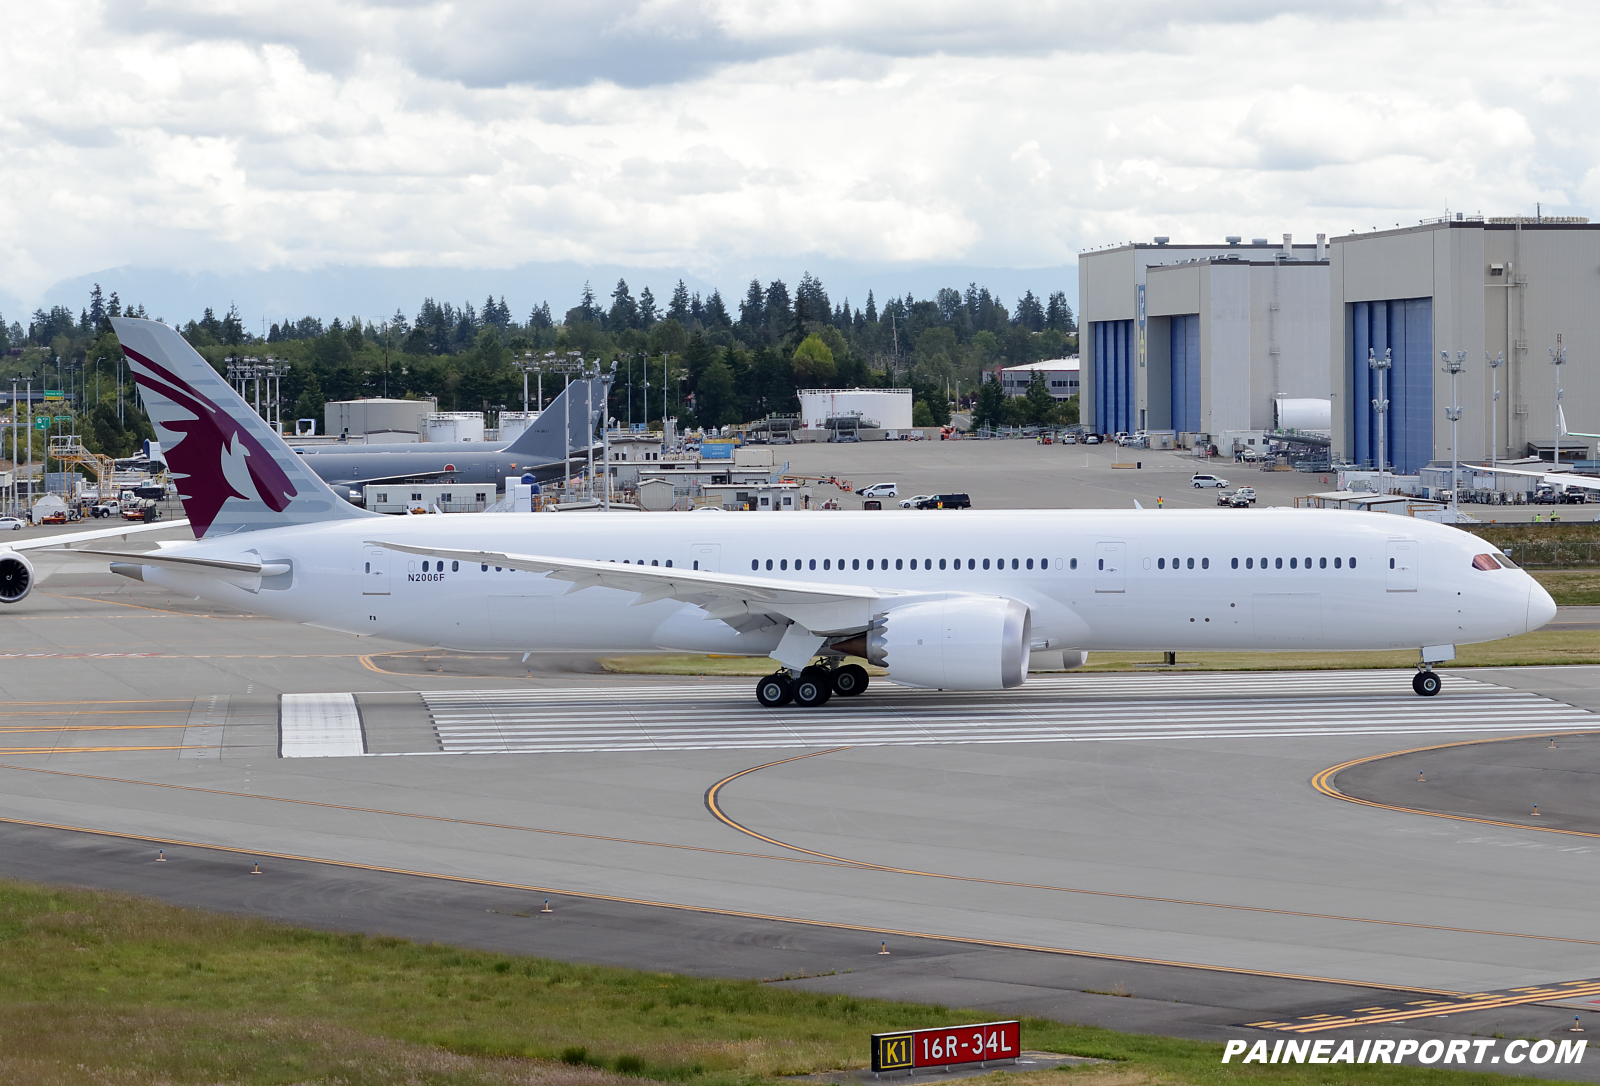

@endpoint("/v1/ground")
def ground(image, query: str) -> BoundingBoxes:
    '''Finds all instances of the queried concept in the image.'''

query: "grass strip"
[602,629,1600,677]
[0,879,1583,1086]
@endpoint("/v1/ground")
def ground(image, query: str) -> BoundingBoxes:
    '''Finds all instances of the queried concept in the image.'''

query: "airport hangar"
[1080,217,1600,474]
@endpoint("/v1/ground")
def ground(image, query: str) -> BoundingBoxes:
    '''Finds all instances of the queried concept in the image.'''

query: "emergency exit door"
[1094,542,1126,593]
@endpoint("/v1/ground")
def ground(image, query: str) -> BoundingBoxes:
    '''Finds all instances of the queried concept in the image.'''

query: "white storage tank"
[496,411,539,444]
[425,412,486,443]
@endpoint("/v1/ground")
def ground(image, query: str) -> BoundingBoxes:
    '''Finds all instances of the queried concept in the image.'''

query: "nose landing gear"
[1412,668,1442,697]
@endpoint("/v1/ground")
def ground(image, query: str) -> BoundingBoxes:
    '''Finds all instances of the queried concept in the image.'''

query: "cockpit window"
[1471,553,1502,571]
[1493,550,1519,569]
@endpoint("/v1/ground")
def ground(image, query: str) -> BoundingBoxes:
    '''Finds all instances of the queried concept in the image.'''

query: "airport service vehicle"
[859,483,899,498]
[0,517,21,531]
[41,318,1558,708]
[913,493,972,510]
[1235,487,1257,504]
[899,494,934,509]
[1192,474,1229,489]
[291,376,607,503]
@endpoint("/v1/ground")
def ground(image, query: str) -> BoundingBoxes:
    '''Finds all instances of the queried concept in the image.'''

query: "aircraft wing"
[1480,465,1600,490]
[370,540,885,636]
[5,518,193,552]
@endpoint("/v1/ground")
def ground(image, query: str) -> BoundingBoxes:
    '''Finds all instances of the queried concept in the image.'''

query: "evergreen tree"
[739,279,764,328]
[107,292,121,318]
[88,284,106,326]
[527,302,554,330]
[222,303,245,346]
[667,280,691,324]
[1014,290,1045,332]
[638,286,658,326]
[864,290,877,323]
[608,279,638,330]
[689,292,704,327]
[1045,291,1075,333]
[763,279,792,341]
[704,289,731,329]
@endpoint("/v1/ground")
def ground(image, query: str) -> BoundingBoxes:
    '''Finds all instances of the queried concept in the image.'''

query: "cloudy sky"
[2,0,1596,323]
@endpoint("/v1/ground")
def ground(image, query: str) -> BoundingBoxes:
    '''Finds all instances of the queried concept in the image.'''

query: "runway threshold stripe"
[0,807,1469,999]
[1249,978,1600,1032]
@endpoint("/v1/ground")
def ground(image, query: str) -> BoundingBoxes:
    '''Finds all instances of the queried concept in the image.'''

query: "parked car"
[858,482,898,498]
[1061,434,1078,445]
[1191,473,1229,488]
[0,517,22,531]
[913,493,972,510]
[1084,434,1101,444]
[861,499,882,510]
[1234,486,1257,504]
[1216,489,1237,506]
[899,494,934,509]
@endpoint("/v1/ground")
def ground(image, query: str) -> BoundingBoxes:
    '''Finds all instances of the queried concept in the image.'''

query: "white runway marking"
[281,692,367,757]
[419,671,1598,754]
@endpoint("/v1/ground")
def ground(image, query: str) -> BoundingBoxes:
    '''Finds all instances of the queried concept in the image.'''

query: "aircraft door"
[1386,539,1418,592]
[691,543,720,572]
[361,547,390,595]
[1094,542,1126,593]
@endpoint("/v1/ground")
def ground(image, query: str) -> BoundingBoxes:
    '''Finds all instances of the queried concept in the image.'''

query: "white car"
[899,494,933,509]
[1084,434,1101,444]
[0,517,21,531]
[858,483,898,498]
[1191,474,1230,488]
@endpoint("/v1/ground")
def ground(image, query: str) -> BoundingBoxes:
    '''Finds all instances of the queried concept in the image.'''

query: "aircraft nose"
[1527,579,1557,633]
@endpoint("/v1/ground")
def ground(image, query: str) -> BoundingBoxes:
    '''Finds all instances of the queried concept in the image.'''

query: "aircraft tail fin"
[111,317,372,538]
[502,375,610,460]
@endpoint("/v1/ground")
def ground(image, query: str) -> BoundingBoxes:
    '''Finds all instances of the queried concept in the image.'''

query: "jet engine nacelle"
[859,597,1031,690]
[0,549,34,604]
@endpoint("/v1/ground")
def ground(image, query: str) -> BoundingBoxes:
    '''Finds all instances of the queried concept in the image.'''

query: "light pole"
[1550,335,1567,472]
[1486,351,1503,472]
[1442,350,1464,517]
[1369,347,1391,493]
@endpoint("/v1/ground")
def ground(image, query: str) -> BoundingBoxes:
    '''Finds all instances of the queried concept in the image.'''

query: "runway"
[7,571,1600,1075]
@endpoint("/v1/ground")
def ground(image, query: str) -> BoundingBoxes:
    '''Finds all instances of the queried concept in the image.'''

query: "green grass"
[1531,569,1600,606]
[0,879,1585,1086]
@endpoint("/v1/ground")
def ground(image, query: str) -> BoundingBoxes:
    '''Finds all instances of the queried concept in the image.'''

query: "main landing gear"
[755,662,870,708]
[1412,667,1442,697]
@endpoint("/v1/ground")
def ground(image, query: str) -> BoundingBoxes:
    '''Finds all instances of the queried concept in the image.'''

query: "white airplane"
[3,317,1554,704]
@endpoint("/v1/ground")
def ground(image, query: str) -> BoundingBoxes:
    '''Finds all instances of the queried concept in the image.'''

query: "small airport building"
[1079,236,1331,438]
[998,358,1079,400]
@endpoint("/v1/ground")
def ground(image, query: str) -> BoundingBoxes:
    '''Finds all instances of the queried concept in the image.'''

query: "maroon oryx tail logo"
[122,346,297,535]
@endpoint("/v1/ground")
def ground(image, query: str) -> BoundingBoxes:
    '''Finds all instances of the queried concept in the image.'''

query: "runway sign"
[871,1020,1019,1073]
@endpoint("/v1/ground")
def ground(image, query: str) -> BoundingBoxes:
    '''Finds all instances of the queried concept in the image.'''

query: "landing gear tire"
[794,667,833,707]
[1413,670,1441,697]
[832,664,870,697]
[756,672,794,707]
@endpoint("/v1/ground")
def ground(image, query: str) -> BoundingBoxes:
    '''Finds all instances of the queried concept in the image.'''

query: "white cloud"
[2,0,1600,312]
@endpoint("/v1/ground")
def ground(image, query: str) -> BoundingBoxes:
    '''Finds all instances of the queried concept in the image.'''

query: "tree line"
[3,274,1078,458]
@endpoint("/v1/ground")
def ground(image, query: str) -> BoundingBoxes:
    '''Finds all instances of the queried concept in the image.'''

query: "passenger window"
[665,560,672,567]
[751,559,758,570]
[1097,559,1103,570]
[1187,558,1194,569]
[1351,557,1357,568]
[1231,558,1238,569]
[1319,557,1326,569]
[1274,558,1282,569]
[1334,557,1341,568]
[364,562,370,573]
[968,559,976,569]
[853,559,860,570]
[1158,558,1166,569]
[896,559,903,570]
[940,559,947,569]
[452,561,459,572]
[809,559,816,570]
[422,561,429,572]
[766,559,773,570]
[781,559,788,570]
[983,559,991,570]
[481,564,488,571]
[824,559,830,570]
[867,559,874,570]
[1011,559,1019,570]
[1290,558,1297,569]
[1070,558,1077,569]
[1304,557,1311,568]
[1026,558,1034,570]
[1201,558,1209,569]
[651,560,659,566]
[1389,558,1395,569]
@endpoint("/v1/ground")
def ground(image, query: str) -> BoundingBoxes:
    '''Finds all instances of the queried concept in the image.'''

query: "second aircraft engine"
[841,597,1031,690]
[0,549,34,604]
